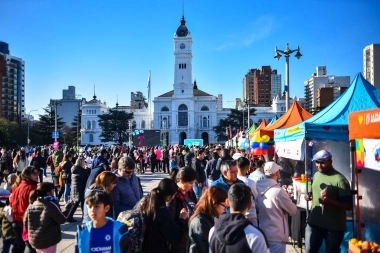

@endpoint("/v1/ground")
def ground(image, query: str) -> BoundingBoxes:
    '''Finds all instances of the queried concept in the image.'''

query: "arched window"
[92,120,96,129]
[87,120,91,129]
[132,120,136,128]
[178,104,188,127]
[161,106,169,111]
[89,134,94,142]
[162,117,168,129]
[202,117,208,127]
[201,106,209,111]
[141,120,146,129]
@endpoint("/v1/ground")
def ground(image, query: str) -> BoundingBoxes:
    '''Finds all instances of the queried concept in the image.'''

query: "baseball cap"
[312,150,332,162]
[264,162,282,176]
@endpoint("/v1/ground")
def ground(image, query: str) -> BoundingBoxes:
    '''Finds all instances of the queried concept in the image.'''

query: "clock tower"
[173,16,193,97]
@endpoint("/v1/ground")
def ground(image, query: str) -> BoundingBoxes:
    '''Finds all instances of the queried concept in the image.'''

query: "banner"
[358,138,380,171]
[275,139,305,161]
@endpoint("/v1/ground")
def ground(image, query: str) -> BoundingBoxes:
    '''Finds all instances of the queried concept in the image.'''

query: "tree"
[69,110,82,146]
[213,108,256,142]
[98,109,134,145]
[34,107,66,144]
[0,118,22,147]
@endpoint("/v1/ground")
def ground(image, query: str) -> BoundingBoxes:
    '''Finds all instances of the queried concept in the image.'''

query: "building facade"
[242,66,280,106]
[364,44,380,88]
[80,95,108,145]
[0,41,25,124]
[304,66,350,111]
[50,86,82,127]
[317,86,347,108]
[153,16,224,145]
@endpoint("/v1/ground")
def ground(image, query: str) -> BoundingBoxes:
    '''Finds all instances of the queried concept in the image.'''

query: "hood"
[256,178,279,196]
[213,213,250,245]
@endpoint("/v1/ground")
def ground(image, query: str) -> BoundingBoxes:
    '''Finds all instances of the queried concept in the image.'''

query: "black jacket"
[209,213,269,253]
[85,166,105,189]
[31,155,47,169]
[70,165,88,202]
[192,158,206,183]
[189,213,213,253]
[143,205,187,253]
[61,160,73,183]
[206,158,219,181]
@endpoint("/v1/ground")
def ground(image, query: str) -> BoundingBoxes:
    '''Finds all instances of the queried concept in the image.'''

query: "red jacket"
[10,180,38,222]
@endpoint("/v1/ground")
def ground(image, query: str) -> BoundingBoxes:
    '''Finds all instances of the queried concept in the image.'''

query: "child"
[76,191,129,253]
[169,155,178,172]
[24,182,66,253]
[0,199,16,253]
[208,183,269,253]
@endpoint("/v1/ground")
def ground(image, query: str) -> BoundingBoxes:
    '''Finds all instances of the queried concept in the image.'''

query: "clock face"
[180,43,186,49]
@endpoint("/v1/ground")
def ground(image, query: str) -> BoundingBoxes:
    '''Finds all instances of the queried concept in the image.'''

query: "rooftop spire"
[93,84,97,99]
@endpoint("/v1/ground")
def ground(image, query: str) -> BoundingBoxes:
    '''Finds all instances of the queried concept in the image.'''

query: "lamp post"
[50,100,62,142]
[76,109,81,149]
[274,43,302,112]
[27,109,38,145]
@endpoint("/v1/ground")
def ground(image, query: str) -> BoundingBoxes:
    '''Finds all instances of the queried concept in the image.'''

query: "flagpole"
[147,70,152,129]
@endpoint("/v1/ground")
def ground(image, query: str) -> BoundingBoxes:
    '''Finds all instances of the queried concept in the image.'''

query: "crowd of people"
[0,144,352,253]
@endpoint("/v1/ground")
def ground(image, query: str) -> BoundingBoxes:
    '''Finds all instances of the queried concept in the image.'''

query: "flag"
[147,71,151,103]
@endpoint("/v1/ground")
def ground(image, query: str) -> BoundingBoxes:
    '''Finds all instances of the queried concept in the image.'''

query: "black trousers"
[12,221,25,253]
[67,199,84,220]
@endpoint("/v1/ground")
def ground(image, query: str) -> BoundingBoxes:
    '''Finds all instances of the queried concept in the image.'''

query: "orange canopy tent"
[258,101,312,139]
[248,119,267,141]
[349,107,380,140]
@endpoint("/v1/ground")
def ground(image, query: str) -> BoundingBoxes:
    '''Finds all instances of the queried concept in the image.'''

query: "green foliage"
[98,109,134,145]
[34,107,66,144]
[0,118,23,147]
[213,108,256,142]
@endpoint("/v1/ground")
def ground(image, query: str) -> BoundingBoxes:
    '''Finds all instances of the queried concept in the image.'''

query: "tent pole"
[349,140,358,238]
[305,139,310,216]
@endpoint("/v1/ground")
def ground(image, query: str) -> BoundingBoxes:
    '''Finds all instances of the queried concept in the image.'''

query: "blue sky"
[1,0,380,119]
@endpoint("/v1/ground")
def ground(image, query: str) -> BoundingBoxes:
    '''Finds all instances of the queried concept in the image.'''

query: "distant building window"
[201,106,209,111]
[89,134,94,142]
[141,120,146,129]
[202,116,208,127]
[178,104,188,126]
[87,121,91,129]
[92,120,96,129]
[161,106,169,111]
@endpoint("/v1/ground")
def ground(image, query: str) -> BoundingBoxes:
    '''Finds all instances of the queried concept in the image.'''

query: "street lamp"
[50,100,62,142]
[27,109,38,145]
[274,43,302,112]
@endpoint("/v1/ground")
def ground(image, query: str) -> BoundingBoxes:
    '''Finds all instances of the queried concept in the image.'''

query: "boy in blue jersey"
[75,191,129,253]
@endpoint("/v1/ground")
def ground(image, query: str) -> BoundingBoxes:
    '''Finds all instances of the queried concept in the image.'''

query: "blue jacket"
[112,174,143,217]
[76,217,128,253]
[210,175,244,193]
[91,155,109,170]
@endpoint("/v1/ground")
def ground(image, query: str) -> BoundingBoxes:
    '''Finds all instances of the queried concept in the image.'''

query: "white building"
[364,44,380,88]
[153,16,224,145]
[80,95,108,145]
[304,66,350,110]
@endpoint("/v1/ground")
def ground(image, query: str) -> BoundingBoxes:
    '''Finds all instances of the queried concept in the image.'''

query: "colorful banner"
[356,138,380,171]
[275,139,305,161]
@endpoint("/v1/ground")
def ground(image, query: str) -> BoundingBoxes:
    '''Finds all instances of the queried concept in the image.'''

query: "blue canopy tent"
[274,73,380,142]
[267,114,279,126]
[273,73,380,250]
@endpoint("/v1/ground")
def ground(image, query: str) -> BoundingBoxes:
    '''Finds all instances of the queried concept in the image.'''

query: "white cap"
[264,162,282,176]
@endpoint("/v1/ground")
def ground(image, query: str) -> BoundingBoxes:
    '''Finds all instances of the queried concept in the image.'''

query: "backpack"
[117,202,147,253]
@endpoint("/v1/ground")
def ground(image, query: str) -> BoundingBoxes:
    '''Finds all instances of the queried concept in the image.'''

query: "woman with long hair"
[24,182,66,253]
[9,166,39,253]
[188,186,228,253]
[167,167,198,253]
[141,178,189,253]
[82,171,118,223]
[65,157,89,222]
[13,149,28,175]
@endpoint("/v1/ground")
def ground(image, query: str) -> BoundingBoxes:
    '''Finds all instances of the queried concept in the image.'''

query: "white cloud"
[215,15,276,51]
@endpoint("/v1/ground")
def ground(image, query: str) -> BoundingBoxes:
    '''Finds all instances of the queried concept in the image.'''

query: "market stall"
[349,107,380,244]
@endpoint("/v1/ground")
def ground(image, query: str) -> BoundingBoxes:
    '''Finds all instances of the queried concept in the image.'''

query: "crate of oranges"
[349,238,380,253]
